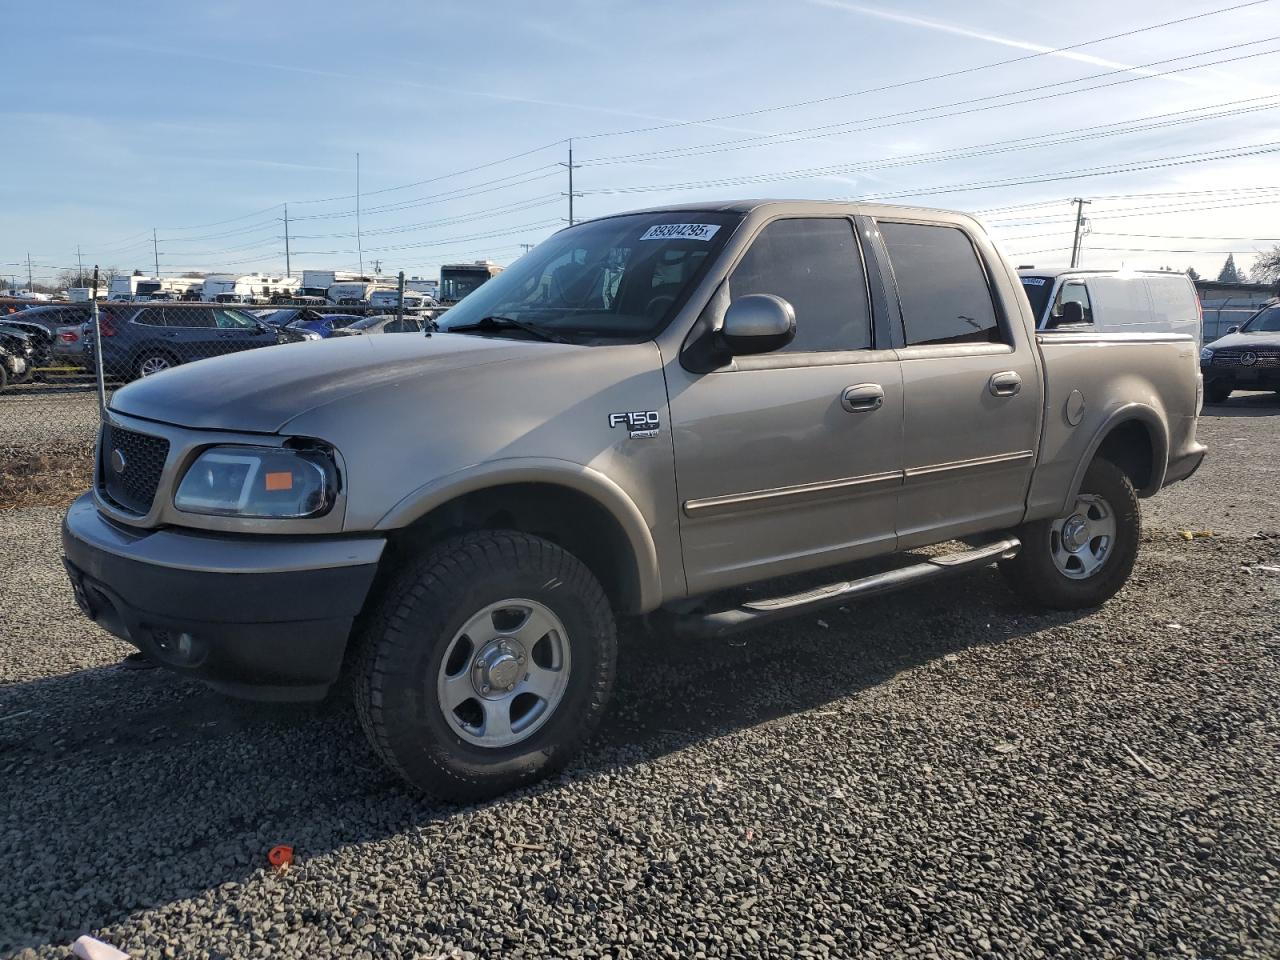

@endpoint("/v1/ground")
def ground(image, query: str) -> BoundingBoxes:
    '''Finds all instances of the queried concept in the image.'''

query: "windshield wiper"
[445,315,570,344]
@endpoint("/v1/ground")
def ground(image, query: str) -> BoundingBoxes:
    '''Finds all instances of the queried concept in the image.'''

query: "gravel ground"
[0,384,100,449]
[1,395,1278,959]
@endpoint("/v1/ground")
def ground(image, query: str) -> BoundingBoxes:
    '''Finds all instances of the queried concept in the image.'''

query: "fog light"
[150,629,206,667]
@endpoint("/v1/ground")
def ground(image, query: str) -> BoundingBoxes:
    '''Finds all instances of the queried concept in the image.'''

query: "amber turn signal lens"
[264,471,293,491]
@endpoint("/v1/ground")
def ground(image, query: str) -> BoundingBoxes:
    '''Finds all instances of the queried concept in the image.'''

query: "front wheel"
[1000,458,1140,610]
[355,531,617,801]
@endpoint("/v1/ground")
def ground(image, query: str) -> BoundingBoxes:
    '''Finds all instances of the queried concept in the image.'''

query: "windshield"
[347,314,392,330]
[439,212,742,341]
[1019,276,1053,321]
[1242,304,1280,333]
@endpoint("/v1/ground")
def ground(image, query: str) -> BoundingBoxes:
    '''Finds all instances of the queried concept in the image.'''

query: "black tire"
[354,531,617,801]
[1000,458,1140,610]
[0,363,8,395]
[1205,381,1233,404]
[133,350,177,380]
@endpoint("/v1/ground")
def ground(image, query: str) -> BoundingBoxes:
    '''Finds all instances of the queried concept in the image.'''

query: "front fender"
[374,457,664,612]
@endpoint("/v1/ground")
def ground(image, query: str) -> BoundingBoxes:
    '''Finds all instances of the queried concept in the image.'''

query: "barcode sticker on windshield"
[1021,277,1047,286]
[639,223,721,242]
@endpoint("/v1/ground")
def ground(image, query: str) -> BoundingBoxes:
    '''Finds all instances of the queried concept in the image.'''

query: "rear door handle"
[988,371,1022,397]
[841,383,885,413]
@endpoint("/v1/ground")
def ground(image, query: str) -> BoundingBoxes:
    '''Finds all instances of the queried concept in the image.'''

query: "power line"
[577,96,1280,196]
[574,0,1274,142]
[579,37,1280,167]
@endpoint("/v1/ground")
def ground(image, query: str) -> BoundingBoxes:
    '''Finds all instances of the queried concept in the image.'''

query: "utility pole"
[1069,198,1091,268]
[518,243,535,255]
[283,203,292,278]
[152,228,160,278]
[560,139,582,226]
[26,252,33,291]
[356,152,364,276]
[77,245,84,283]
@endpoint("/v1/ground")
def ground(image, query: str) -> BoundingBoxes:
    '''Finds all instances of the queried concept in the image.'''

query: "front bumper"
[1201,359,1280,389]
[61,493,384,701]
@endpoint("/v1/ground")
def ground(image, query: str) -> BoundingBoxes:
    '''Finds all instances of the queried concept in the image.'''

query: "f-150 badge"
[609,411,660,439]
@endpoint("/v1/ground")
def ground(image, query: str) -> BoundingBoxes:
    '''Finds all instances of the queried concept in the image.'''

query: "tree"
[1217,253,1245,283]
[55,266,122,292]
[1250,245,1280,284]
[1186,267,1201,281]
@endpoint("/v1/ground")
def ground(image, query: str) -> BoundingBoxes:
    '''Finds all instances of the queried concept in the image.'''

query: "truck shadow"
[0,565,1086,953]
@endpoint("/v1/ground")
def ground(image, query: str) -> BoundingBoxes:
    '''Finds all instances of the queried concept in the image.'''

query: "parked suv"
[84,304,284,379]
[63,200,1205,800]
[1200,299,1280,401]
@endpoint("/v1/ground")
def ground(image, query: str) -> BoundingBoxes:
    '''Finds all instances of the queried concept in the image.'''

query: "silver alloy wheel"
[138,355,172,377]
[436,598,572,749]
[1050,494,1116,580]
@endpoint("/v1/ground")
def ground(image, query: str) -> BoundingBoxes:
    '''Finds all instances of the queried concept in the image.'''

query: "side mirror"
[1227,325,1240,334]
[720,294,796,356]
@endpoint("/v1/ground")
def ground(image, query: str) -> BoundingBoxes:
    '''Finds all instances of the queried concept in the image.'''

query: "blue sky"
[2,0,1279,289]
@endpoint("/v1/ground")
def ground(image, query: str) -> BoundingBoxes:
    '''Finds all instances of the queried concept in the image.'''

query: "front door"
[668,216,904,595]
[874,219,1041,547]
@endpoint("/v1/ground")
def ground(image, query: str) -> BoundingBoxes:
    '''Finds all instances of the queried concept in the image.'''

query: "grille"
[1213,349,1280,368]
[100,423,169,514]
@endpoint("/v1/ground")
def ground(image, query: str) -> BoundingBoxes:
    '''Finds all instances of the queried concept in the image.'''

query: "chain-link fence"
[0,296,440,507]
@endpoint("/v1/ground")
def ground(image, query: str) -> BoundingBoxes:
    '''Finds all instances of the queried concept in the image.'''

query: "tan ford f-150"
[63,201,1205,798]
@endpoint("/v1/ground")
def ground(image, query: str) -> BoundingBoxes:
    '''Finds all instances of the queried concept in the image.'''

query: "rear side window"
[879,222,1001,346]
[132,308,165,326]
[728,218,872,352]
[1145,276,1194,320]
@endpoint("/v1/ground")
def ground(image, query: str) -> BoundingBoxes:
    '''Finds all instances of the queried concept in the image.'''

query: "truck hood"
[1206,330,1280,350]
[109,333,556,433]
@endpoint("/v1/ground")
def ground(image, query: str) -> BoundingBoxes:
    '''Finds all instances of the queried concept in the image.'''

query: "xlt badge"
[609,411,660,439]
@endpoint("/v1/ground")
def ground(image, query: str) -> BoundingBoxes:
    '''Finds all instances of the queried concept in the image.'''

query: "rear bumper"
[61,493,384,701]
[1163,441,1207,487]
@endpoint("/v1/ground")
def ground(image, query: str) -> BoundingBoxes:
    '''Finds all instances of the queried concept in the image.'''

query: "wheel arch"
[1065,403,1169,511]
[375,459,663,614]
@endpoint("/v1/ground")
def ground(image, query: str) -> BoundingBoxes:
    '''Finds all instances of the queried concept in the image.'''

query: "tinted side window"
[879,222,1001,346]
[132,308,165,326]
[728,218,871,352]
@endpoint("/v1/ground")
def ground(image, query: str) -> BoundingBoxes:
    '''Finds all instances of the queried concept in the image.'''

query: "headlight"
[174,445,338,518]
[1200,347,1214,360]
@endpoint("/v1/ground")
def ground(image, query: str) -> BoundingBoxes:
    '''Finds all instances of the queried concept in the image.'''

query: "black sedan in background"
[1201,299,1280,402]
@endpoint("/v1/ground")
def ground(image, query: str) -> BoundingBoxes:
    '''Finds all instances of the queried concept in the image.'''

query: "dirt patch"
[0,442,94,509]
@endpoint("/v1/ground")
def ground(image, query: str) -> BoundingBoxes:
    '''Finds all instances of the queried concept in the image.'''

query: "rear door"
[668,215,904,593]
[159,306,224,363]
[873,218,1041,547]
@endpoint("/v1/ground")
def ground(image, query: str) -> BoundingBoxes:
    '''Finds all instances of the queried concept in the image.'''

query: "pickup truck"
[62,200,1206,799]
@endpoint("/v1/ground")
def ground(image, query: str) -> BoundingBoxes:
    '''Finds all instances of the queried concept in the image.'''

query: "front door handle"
[842,383,884,413]
[988,371,1022,397]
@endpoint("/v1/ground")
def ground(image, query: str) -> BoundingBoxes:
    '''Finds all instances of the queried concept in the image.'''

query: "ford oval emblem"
[110,448,127,474]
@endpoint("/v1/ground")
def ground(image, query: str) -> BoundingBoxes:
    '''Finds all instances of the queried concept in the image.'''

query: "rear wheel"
[0,363,8,395]
[1001,458,1140,610]
[1205,381,1233,404]
[355,531,617,800]
[134,351,176,379]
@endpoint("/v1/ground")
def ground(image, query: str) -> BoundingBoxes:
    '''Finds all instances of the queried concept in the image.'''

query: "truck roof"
[1015,267,1191,279]
[578,198,986,225]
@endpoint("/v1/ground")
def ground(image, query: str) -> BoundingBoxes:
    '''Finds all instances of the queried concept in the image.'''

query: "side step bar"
[675,538,1021,639]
